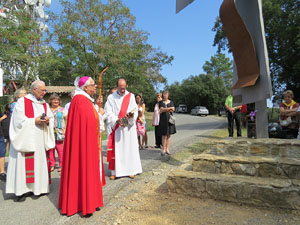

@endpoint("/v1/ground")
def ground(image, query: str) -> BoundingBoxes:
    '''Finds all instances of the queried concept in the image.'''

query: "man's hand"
[35,115,49,126]
[99,108,105,116]
[126,112,134,118]
[117,118,125,127]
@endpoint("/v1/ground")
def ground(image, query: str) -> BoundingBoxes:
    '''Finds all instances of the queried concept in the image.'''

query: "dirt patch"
[98,139,300,225]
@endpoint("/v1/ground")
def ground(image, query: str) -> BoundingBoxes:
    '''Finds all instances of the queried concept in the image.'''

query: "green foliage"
[169,53,232,113]
[51,0,173,105]
[169,74,228,114]
[0,1,63,87]
[262,0,300,100]
[202,53,233,89]
[212,0,300,101]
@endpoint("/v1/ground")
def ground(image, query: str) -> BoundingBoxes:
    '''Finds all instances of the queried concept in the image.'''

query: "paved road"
[0,114,226,225]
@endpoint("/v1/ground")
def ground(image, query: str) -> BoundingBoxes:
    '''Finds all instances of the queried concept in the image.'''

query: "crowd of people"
[225,90,300,139]
[1,76,299,217]
[0,77,177,217]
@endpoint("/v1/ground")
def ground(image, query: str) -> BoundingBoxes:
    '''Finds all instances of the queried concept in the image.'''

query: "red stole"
[107,93,131,170]
[24,97,48,184]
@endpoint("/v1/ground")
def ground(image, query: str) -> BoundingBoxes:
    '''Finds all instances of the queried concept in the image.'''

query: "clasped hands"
[229,106,240,114]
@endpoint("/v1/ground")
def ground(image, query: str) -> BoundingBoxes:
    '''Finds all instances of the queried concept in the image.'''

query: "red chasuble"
[58,95,104,216]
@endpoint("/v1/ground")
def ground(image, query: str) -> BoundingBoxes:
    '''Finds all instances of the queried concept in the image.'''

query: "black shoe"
[82,213,93,218]
[14,194,26,202]
[15,192,34,202]
[0,173,6,182]
[154,145,160,148]
[95,207,101,211]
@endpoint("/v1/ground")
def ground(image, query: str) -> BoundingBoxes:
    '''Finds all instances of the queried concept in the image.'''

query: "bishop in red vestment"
[59,77,105,216]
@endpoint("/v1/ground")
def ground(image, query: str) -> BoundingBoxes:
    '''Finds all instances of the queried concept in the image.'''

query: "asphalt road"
[0,113,226,225]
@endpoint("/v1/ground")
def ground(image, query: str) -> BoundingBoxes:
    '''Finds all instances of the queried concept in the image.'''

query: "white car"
[190,106,209,116]
[175,104,187,113]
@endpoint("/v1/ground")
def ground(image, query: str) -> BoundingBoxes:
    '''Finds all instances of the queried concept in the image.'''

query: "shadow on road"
[175,122,223,131]
[47,177,60,210]
[195,134,229,140]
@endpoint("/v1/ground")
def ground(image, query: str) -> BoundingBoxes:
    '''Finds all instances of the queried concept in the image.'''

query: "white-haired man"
[6,80,55,202]
[59,76,104,217]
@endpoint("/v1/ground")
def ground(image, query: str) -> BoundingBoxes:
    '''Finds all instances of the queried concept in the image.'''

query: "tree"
[169,74,228,114]
[202,53,233,89]
[212,0,300,101]
[51,0,173,103]
[0,1,62,87]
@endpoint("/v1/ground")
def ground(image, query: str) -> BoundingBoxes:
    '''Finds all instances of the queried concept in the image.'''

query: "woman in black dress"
[158,90,176,155]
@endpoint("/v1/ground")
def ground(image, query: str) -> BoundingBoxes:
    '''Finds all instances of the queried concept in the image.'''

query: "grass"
[210,127,247,138]
[145,111,155,132]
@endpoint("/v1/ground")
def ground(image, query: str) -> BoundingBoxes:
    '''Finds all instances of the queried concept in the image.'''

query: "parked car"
[175,104,187,113]
[217,107,226,116]
[190,106,209,116]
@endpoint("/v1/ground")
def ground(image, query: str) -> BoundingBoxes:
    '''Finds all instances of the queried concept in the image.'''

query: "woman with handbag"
[279,90,299,138]
[152,93,162,149]
[158,90,176,155]
[48,94,67,172]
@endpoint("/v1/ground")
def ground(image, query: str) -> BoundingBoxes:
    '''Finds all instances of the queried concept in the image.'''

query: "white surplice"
[104,90,142,177]
[6,94,55,196]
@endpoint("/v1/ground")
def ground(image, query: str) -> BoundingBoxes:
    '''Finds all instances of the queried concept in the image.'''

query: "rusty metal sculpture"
[176,0,272,138]
[220,0,260,90]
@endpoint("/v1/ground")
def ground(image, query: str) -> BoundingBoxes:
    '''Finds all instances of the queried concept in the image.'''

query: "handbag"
[169,113,176,125]
[279,106,293,127]
[279,116,292,127]
[55,128,65,141]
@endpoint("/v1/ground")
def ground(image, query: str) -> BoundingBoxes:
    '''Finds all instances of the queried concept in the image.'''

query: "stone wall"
[167,138,300,209]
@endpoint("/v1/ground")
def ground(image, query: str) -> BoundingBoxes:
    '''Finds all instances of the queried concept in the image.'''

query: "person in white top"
[152,93,162,148]
[104,79,142,180]
[6,80,55,202]
[64,90,75,115]
[95,95,107,185]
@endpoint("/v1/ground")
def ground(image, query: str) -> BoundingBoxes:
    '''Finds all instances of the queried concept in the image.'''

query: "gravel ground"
[2,115,300,225]
[95,140,300,225]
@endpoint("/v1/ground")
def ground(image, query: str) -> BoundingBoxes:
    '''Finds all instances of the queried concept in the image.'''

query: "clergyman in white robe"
[105,90,142,177]
[6,93,55,196]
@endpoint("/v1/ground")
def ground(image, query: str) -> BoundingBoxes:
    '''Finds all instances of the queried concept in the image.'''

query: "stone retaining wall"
[167,164,300,210]
[192,154,300,179]
[206,138,300,158]
[167,138,300,209]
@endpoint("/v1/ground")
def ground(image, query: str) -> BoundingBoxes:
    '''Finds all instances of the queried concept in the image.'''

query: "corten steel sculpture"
[176,0,273,138]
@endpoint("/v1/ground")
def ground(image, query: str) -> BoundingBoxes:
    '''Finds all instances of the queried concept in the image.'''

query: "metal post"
[255,99,269,138]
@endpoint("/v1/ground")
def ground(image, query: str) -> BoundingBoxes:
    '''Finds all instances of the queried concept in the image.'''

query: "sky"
[48,0,225,86]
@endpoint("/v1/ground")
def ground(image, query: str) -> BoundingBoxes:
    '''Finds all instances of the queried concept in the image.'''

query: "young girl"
[136,110,145,150]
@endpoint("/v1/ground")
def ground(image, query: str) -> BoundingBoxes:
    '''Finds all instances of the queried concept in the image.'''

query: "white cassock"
[6,94,55,196]
[95,104,107,183]
[105,90,142,177]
